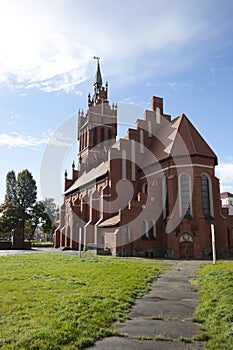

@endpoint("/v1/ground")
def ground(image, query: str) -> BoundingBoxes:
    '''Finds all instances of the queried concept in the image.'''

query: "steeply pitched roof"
[142,113,217,168]
[171,114,217,162]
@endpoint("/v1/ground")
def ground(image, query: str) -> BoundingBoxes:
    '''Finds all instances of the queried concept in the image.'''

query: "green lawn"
[0,254,167,349]
[193,261,233,350]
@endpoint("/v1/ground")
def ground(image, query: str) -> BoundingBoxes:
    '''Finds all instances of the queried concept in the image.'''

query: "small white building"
[221,192,233,215]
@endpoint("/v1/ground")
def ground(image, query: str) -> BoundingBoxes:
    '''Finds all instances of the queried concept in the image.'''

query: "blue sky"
[0,0,233,205]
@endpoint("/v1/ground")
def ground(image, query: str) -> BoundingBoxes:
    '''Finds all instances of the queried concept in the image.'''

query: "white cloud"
[216,162,233,193]
[46,131,73,147]
[0,0,231,93]
[0,132,46,148]
[0,131,73,149]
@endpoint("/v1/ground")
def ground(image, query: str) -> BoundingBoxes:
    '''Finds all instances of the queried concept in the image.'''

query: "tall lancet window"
[201,174,214,219]
[180,173,192,218]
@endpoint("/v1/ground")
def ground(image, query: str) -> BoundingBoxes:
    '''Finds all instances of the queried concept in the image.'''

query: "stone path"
[88,260,206,350]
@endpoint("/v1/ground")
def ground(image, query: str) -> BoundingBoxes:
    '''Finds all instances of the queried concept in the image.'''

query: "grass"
[0,254,167,349]
[193,261,233,350]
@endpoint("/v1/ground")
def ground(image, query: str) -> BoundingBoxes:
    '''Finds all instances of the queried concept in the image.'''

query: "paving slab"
[88,336,187,350]
[87,260,207,350]
[118,319,199,339]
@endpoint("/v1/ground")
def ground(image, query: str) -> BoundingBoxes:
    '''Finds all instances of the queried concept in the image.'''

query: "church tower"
[78,58,117,174]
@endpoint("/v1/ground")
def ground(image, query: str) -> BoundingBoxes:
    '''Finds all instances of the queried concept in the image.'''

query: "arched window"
[100,127,104,144]
[126,225,131,243]
[93,127,97,147]
[149,220,156,240]
[179,173,192,218]
[142,182,148,194]
[201,174,213,219]
[142,220,148,240]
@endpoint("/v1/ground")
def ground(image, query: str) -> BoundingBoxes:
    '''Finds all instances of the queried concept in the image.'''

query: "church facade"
[54,61,233,259]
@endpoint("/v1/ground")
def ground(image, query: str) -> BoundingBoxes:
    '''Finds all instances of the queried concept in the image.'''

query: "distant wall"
[0,241,12,249]
[0,239,31,250]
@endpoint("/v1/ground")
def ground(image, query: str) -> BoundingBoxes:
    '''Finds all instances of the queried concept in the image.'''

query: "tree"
[5,170,17,204]
[41,198,57,224]
[0,169,37,234]
[40,198,58,241]
[0,170,58,242]
[25,199,57,241]
[16,170,37,211]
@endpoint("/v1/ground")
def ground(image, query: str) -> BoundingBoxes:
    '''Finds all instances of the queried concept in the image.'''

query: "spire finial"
[93,56,100,63]
[93,56,102,87]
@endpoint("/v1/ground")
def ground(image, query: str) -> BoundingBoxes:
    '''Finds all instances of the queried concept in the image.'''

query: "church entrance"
[179,233,194,258]
[179,242,194,258]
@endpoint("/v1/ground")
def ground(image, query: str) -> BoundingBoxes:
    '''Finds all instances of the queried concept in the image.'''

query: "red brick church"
[54,60,233,258]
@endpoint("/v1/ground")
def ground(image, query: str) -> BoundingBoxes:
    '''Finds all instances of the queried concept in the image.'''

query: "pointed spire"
[93,56,102,87]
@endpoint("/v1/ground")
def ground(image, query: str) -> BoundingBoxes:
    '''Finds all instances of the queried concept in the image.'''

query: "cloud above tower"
[0,0,232,93]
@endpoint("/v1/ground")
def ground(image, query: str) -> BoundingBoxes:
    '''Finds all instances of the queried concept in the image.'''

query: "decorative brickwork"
[54,62,233,259]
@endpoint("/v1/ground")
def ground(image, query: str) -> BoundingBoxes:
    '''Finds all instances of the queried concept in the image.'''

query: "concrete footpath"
[88,260,206,350]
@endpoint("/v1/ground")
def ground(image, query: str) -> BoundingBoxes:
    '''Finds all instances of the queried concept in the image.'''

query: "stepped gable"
[171,114,218,163]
